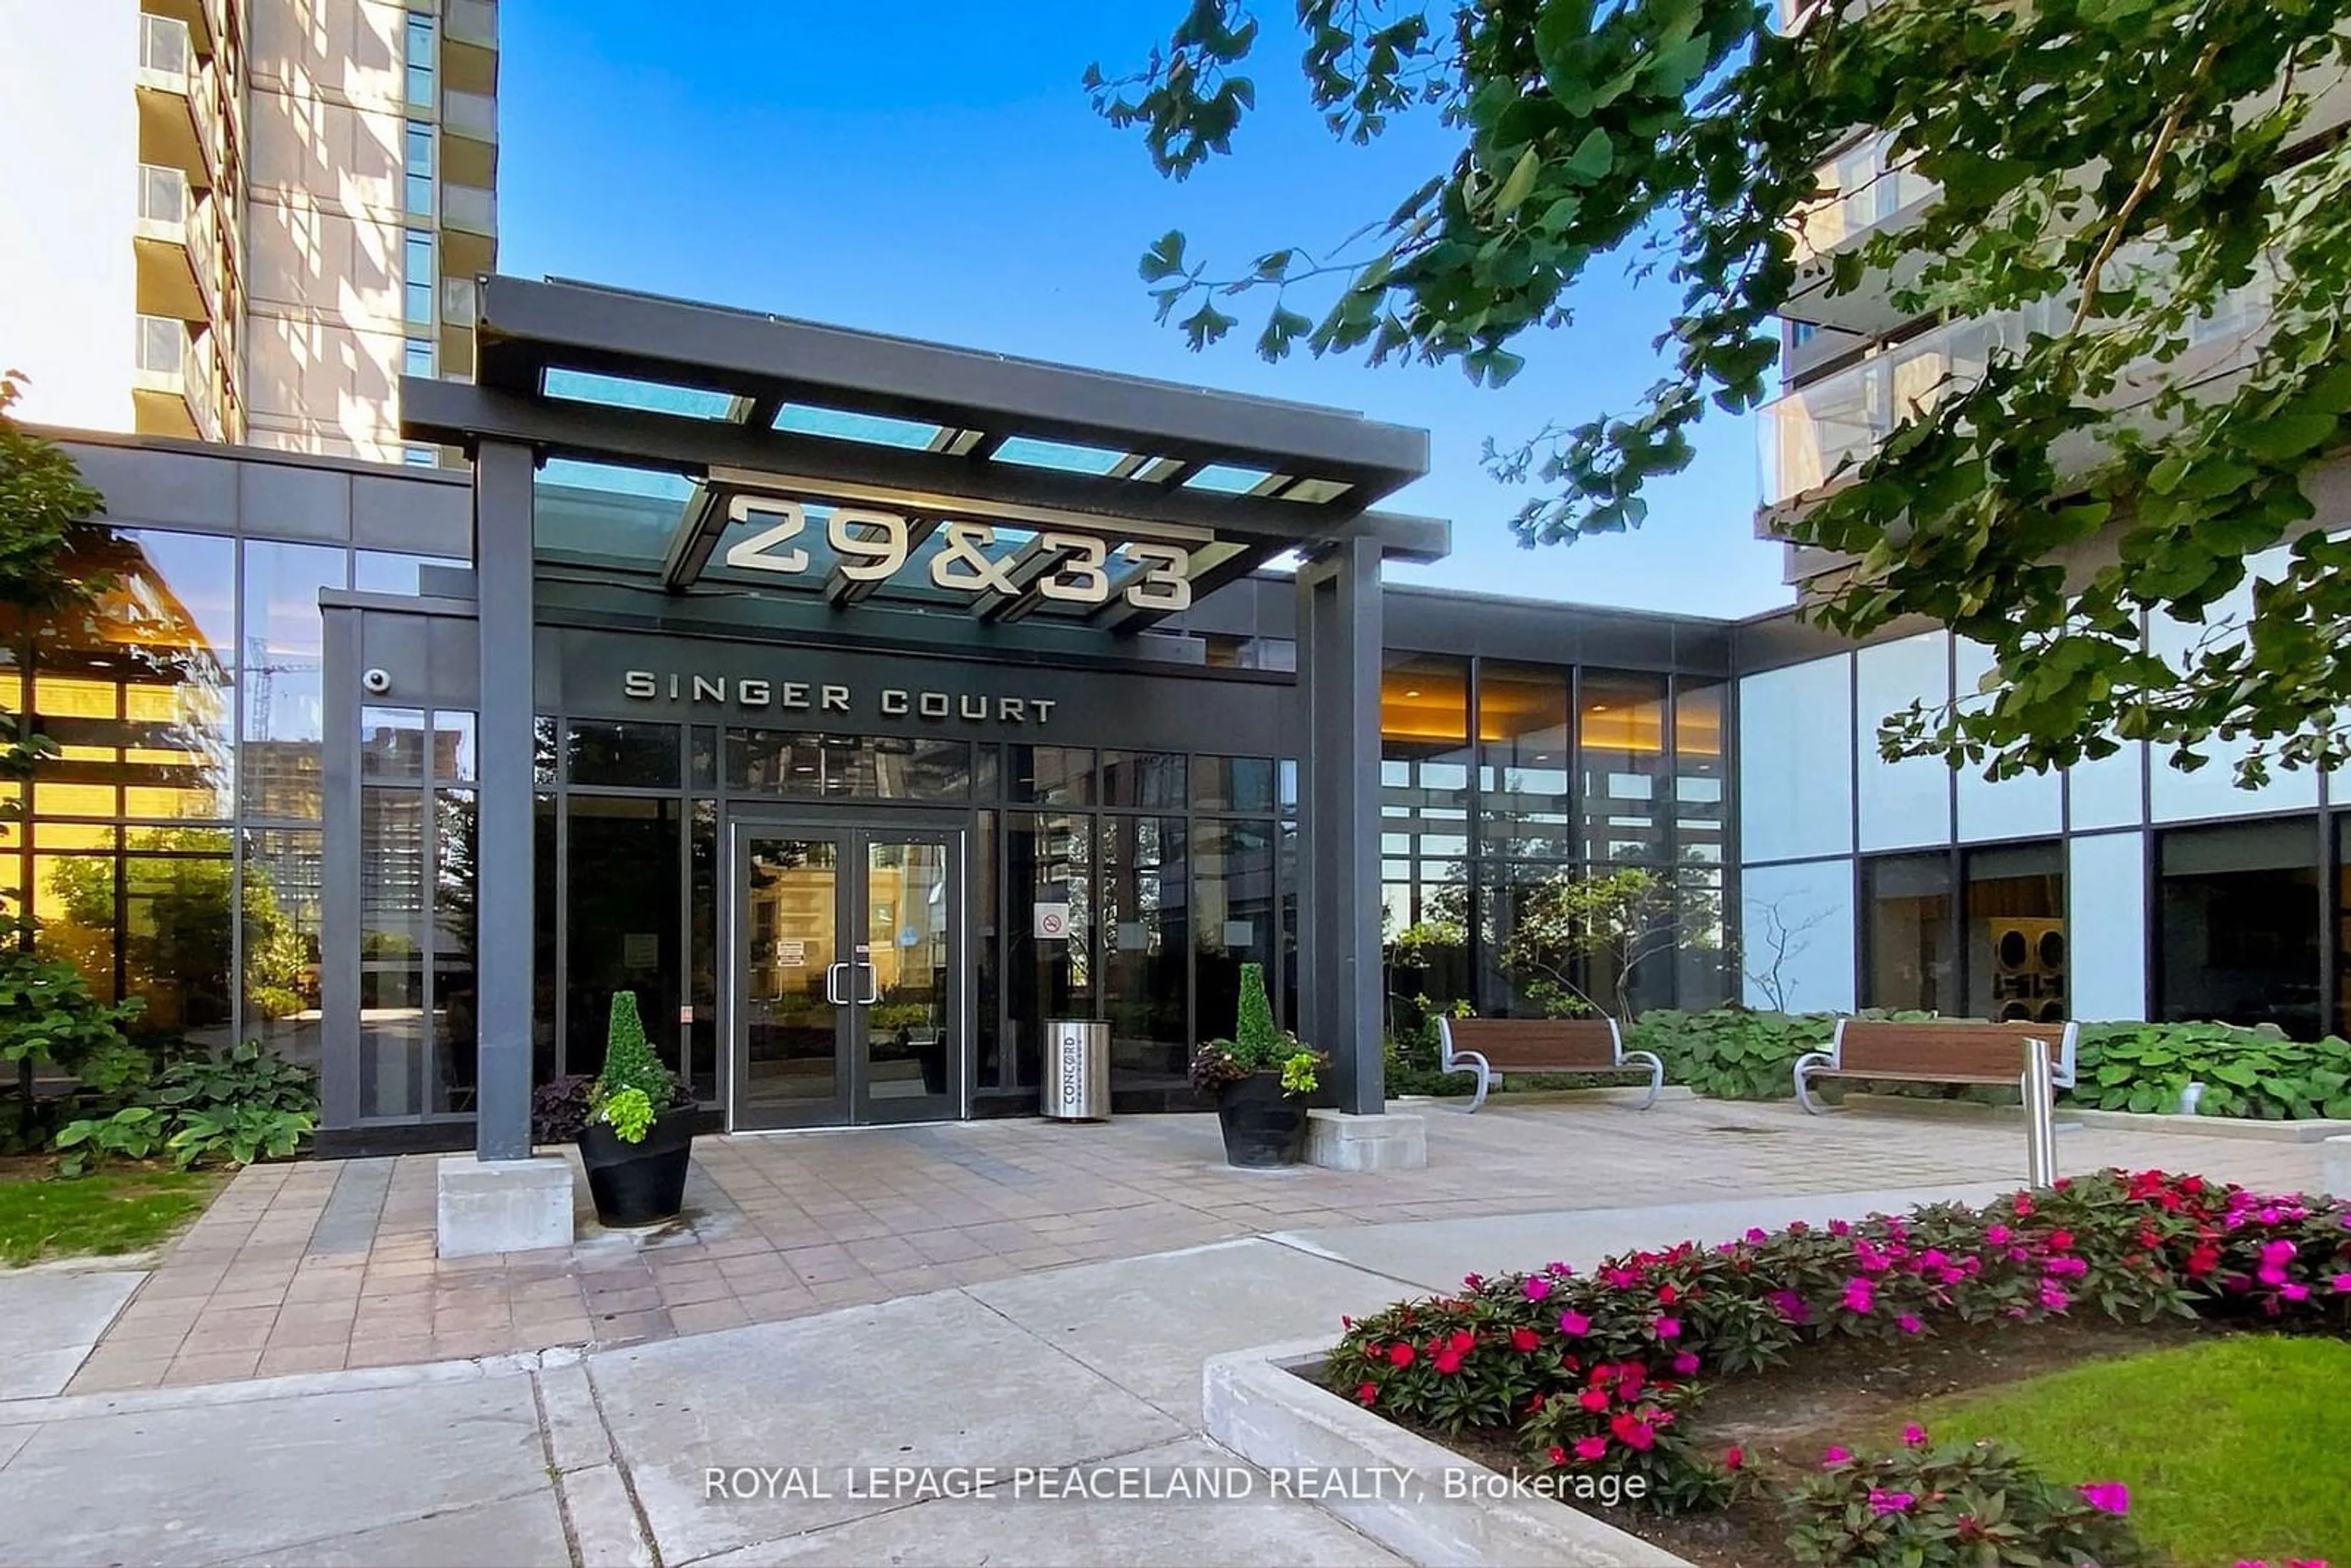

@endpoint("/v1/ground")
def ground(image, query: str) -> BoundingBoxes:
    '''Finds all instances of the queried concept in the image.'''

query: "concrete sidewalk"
[0,1183,1996,1568]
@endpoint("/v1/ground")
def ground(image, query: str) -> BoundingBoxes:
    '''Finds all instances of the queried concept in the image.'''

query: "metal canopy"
[400,275,1445,632]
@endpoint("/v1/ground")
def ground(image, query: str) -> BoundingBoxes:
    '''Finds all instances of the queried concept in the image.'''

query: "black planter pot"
[1215,1072,1309,1168]
[578,1106,695,1227]
[913,1037,948,1096]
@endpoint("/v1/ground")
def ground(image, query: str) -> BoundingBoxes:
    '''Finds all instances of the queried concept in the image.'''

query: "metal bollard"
[2023,1036,2058,1188]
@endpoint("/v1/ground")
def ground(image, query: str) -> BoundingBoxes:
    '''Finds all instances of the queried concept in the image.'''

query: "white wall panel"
[2147,554,2320,821]
[1855,633,1954,850]
[1740,860,1856,1014]
[2067,831,2147,1022]
[1739,656,1854,865]
[1952,637,2063,842]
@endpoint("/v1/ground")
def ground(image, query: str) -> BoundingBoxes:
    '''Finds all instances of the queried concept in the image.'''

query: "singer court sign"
[721,494,1195,613]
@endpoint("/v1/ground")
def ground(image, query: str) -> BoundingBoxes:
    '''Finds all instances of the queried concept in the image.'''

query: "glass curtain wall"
[2158,820,2320,1038]
[1380,654,1730,1022]
[2,526,461,1087]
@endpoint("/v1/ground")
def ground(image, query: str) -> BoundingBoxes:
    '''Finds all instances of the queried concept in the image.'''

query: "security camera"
[361,668,392,695]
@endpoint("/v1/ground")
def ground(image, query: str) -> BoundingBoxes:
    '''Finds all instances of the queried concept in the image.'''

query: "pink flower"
[1821,1446,1851,1467]
[1869,1489,1917,1515]
[2077,1482,2130,1516]
[1655,1316,1682,1340]
[1897,1315,1924,1335]
[1355,1381,1378,1406]
[1433,1349,1463,1375]
[1902,1424,1928,1447]
[1559,1310,1591,1337]
[2039,1280,2071,1312]
[1610,1413,1656,1452]
[2333,1273,2351,1294]
[1843,1278,1875,1314]
[1672,1352,1701,1376]
[1829,1220,1851,1237]
[1745,1227,1769,1243]
[1522,1275,1553,1303]
[1768,1289,1810,1323]
[1573,1435,1608,1461]
[1986,1224,2012,1245]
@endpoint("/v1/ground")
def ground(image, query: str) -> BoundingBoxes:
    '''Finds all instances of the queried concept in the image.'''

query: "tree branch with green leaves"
[1093,0,2351,786]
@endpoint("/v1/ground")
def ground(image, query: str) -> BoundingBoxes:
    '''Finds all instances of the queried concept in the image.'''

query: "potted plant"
[577,991,696,1226]
[1188,962,1327,1168]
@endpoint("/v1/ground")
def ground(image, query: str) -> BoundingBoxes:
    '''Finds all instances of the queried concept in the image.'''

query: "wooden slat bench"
[1435,1016,1664,1113]
[1793,1019,2079,1114]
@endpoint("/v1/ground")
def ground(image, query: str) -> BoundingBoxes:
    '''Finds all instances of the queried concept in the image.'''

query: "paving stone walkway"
[64,1095,2335,1395]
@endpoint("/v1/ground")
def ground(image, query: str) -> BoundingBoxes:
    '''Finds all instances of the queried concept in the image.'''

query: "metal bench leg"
[1792,1052,1835,1115]
[1458,1051,1492,1112]
[1625,1051,1665,1111]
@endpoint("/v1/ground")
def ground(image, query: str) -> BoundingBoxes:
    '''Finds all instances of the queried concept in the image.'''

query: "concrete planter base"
[1305,1109,1427,1171]
[1202,1338,1692,1567]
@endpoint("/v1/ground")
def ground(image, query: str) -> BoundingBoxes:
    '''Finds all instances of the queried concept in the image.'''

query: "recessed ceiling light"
[1591,703,1611,711]
[1404,689,1422,697]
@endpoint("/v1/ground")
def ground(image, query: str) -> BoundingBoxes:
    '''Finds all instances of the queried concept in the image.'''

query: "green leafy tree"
[1496,865,1706,1023]
[1093,1,2351,786]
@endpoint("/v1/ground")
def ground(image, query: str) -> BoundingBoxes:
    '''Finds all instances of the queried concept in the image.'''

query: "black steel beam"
[828,516,940,607]
[402,378,1411,553]
[1090,540,1267,636]
[467,276,1428,495]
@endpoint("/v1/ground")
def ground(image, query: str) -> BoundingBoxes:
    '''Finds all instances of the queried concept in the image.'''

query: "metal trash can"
[1041,1020,1111,1120]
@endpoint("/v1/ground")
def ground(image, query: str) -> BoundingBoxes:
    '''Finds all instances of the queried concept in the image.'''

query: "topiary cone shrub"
[1235,961,1280,1054]
[598,990,670,1101]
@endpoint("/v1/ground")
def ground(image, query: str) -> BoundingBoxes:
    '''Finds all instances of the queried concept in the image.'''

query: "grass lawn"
[1916,1334,2351,1566]
[0,1165,220,1267]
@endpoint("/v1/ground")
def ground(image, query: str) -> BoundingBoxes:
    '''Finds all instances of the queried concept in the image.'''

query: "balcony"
[1759,268,2276,516]
[444,0,500,97]
[441,88,498,191]
[132,164,211,323]
[441,182,497,279]
[131,315,220,440]
[1781,131,1939,334]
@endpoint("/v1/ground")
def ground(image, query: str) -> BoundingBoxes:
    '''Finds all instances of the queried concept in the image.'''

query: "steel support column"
[1297,536,1384,1115]
[474,441,536,1160]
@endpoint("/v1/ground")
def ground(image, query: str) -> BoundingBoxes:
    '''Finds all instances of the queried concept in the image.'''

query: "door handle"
[856,962,880,1005]
[824,962,848,1005]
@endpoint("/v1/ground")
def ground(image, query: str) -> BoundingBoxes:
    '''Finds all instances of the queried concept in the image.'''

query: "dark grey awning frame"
[400,276,1446,631]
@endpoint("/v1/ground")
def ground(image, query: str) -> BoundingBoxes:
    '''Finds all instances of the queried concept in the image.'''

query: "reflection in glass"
[32,528,234,822]
[361,707,427,779]
[1380,654,1471,934]
[1194,755,1275,814]
[688,801,718,1100]
[1005,812,1091,1090]
[534,793,557,1082]
[1480,662,1570,858]
[727,732,968,799]
[244,828,324,1073]
[864,838,954,1106]
[1194,819,1275,1043]
[1102,816,1187,1088]
[1862,852,1956,1013]
[1671,681,1728,867]
[1580,670,1669,862]
[434,710,478,783]
[241,541,344,819]
[2158,820,2320,1039]
[1008,746,1095,806]
[974,810,1003,1091]
[433,791,478,1111]
[741,835,838,1119]
[566,719,680,789]
[359,788,427,1116]
[1965,841,2065,1024]
[566,797,682,1082]
[1099,752,1187,809]
[33,852,116,1005]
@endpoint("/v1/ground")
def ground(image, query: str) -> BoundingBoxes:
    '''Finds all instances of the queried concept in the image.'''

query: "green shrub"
[1190,963,1326,1093]
[1630,1007,1834,1100]
[2071,1022,2351,1120]
[587,990,681,1143]
[53,1040,317,1177]
[1782,1439,2153,1567]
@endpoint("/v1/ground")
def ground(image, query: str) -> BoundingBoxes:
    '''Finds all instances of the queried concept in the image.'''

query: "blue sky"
[497,1,1792,618]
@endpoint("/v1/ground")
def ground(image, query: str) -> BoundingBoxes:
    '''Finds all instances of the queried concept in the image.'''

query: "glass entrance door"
[731,822,961,1130]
